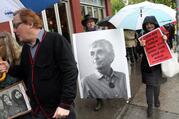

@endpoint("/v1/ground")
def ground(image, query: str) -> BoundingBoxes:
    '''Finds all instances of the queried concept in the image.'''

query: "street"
[75,60,179,119]
[117,69,179,119]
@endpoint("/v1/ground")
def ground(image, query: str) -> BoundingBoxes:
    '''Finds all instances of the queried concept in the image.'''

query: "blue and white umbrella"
[109,1,176,30]
[0,0,60,23]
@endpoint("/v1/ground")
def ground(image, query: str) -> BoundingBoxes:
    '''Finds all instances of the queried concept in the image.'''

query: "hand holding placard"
[0,57,7,82]
[138,28,172,66]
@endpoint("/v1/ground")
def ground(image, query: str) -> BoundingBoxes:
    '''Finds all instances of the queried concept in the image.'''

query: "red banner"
[139,28,172,67]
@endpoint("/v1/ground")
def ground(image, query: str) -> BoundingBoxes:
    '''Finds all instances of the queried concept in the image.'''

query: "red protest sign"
[139,28,172,67]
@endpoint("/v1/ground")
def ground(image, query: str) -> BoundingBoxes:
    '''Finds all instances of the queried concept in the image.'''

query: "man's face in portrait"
[90,44,112,70]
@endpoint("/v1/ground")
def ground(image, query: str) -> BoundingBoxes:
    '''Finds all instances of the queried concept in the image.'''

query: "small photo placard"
[0,81,31,119]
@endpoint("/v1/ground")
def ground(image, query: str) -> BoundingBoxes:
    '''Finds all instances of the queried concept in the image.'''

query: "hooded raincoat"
[140,16,162,86]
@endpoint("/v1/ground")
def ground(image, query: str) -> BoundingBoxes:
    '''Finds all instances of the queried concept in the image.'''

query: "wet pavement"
[75,61,142,119]
[75,98,126,119]
[116,72,179,119]
[117,104,179,119]
[75,60,179,119]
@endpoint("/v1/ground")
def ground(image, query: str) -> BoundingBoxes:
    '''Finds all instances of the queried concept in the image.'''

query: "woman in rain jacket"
[138,16,167,117]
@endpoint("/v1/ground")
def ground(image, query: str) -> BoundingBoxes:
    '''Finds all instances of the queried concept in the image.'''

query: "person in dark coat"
[138,16,167,117]
[0,8,78,119]
[163,23,175,49]
[81,14,98,32]
[81,14,104,111]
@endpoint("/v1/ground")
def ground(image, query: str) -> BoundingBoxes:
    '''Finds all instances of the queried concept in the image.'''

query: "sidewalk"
[116,73,179,119]
[75,61,142,119]
[117,104,179,119]
[75,98,126,119]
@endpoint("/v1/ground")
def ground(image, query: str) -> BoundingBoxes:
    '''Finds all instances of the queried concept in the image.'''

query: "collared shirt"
[28,29,45,59]
[82,69,128,99]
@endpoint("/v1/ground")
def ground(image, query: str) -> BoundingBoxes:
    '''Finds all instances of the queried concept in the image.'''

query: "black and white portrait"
[73,29,131,99]
[0,81,31,118]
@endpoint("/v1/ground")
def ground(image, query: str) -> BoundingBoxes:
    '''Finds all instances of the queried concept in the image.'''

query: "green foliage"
[111,0,125,15]
[128,0,144,4]
[111,0,176,14]
[154,0,176,8]
[128,0,175,8]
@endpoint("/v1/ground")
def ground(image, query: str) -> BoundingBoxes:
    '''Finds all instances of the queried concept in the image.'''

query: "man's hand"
[0,61,10,73]
[162,35,167,42]
[53,107,70,119]
[139,40,146,47]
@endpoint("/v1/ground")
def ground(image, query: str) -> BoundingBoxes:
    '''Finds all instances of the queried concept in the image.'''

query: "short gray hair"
[90,39,115,63]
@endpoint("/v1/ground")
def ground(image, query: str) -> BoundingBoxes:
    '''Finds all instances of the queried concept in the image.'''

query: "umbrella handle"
[140,8,142,17]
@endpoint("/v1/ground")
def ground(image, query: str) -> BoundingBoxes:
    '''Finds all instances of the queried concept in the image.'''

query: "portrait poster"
[0,81,31,119]
[72,29,131,99]
[138,28,172,67]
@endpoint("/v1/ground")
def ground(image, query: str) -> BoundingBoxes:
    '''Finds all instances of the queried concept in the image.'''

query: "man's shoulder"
[113,71,126,79]
[44,32,67,47]
[46,32,61,39]
[46,31,59,35]
[82,73,101,84]
[83,73,100,80]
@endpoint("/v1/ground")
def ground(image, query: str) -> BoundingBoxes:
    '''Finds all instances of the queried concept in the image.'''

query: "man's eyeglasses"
[13,22,23,29]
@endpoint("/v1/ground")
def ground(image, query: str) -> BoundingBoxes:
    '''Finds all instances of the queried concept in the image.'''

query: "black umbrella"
[97,16,115,28]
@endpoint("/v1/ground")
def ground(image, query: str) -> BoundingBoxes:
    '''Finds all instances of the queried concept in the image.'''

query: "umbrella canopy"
[109,1,176,30]
[0,0,60,23]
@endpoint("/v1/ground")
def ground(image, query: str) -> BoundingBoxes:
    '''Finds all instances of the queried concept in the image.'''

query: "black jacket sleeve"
[53,34,78,109]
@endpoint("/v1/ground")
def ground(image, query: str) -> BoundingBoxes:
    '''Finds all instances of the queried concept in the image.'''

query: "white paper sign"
[72,29,131,99]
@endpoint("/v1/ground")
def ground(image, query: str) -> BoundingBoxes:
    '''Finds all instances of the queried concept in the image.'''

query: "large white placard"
[73,29,131,99]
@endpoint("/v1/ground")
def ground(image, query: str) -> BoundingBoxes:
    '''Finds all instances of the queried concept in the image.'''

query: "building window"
[46,7,58,32]
[80,0,104,6]
[81,6,85,19]
[93,7,98,18]
[80,0,105,21]
[98,8,104,20]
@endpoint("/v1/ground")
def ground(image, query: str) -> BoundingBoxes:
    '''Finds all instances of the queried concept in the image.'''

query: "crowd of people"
[0,7,176,119]
[80,14,176,118]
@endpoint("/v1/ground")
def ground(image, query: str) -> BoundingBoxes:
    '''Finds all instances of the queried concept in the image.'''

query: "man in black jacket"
[0,8,78,119]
